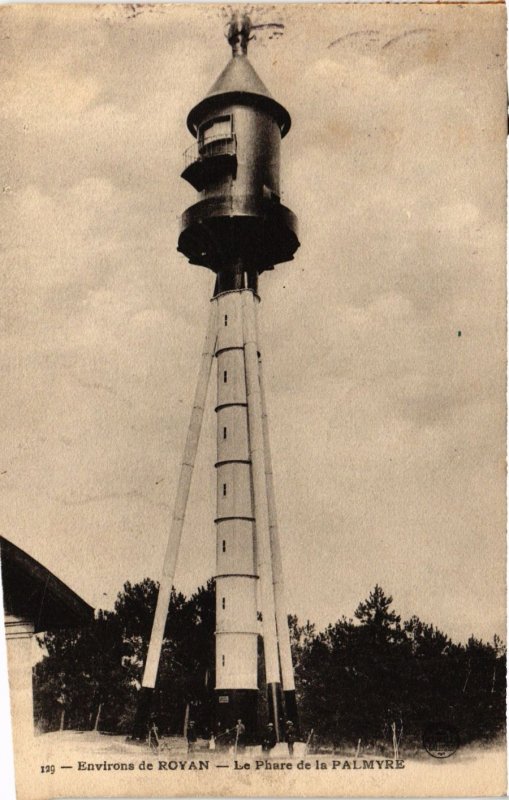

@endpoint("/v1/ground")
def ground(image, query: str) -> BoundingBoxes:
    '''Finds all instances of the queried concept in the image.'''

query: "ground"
[19,730,506,798]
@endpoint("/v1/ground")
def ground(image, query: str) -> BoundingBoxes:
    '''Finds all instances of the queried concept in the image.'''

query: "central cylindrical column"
[214,290,259,739]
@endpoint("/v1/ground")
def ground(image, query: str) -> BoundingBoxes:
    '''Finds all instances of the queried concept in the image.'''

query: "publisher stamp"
[423,724,460,759]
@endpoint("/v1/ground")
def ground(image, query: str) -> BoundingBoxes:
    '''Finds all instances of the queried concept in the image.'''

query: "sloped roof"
[208,54,274,98]
[0,537,94,633]
[187,55,291,138]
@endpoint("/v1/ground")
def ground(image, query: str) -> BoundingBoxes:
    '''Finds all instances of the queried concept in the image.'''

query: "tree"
[294,586,505,750]
[34,578,216,735]
[354,585,402,644]
[34,580,505,749]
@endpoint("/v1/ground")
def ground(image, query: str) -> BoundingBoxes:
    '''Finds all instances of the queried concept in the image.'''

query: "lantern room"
[177,14,299,286]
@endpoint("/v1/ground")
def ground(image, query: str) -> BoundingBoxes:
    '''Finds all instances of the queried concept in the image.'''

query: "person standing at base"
[148,715,159,753]
[285,720,296,757]
[235,719,246,753]
[215,721,223,750]
[187,720,198,753]
[262,722,277,753]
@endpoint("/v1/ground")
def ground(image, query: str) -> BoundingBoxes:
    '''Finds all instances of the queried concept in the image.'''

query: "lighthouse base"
[214,689,258,744]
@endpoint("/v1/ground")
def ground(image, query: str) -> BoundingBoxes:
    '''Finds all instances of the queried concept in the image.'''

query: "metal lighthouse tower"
[134,12,300,743]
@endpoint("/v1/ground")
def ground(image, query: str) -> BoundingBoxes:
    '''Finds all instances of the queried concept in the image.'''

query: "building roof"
[187,54,291,138]
[0,537,94,633]
[208,54,274,98]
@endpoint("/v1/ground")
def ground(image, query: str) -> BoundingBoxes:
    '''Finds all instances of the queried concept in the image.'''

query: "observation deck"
[181,134,238,192]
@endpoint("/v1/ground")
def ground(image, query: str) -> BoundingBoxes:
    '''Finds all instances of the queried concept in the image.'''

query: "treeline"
[34,579,215,735]
[290,585,505,750]
[34,581,505,750]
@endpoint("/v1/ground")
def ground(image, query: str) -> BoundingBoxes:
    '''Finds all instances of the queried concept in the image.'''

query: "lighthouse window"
[222,597,226,610]
[224,314,228,327]
[222,654,225,667]
[199,115,233,146]
[223,426,227,439]
[222,540,226,553]
[223,483,227,496]
[223,370,228,383]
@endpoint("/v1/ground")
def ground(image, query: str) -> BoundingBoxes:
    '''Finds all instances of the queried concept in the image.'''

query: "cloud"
[0,3,505,643]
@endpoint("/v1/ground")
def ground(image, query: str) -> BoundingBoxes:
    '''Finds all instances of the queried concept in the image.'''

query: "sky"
[0,3,506,645]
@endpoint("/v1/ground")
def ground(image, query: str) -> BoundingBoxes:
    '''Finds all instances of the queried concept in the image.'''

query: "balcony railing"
[183,134,237,170]
[181,134,238,191]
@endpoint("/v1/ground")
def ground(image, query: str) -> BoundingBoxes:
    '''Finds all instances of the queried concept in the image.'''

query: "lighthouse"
[134,12,299,743]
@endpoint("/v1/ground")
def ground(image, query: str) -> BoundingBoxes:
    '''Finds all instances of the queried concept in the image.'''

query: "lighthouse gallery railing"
[183,134,237,170]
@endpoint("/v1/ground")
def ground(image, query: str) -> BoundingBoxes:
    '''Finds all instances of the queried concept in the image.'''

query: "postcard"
[0,3,506,798]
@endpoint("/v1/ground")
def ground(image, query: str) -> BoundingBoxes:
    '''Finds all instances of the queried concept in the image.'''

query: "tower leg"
[132,686,153,741]
[257,348,300,736]
[241,289,282,741]
[132,301,217,740]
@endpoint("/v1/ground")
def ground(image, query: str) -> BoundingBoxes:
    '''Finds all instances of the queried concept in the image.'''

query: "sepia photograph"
[0,2,506,798]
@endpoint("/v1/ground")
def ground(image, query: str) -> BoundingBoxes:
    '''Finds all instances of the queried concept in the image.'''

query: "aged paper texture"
[0,3,506,799]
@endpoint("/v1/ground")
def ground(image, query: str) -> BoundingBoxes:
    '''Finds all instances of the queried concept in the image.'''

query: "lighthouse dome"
[178,12,299,279]
[187,54,291,137]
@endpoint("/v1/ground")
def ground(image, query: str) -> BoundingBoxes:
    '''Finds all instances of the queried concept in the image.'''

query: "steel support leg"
[241,289,282,741]
[257,348,300,736]
[132,301,217,739]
